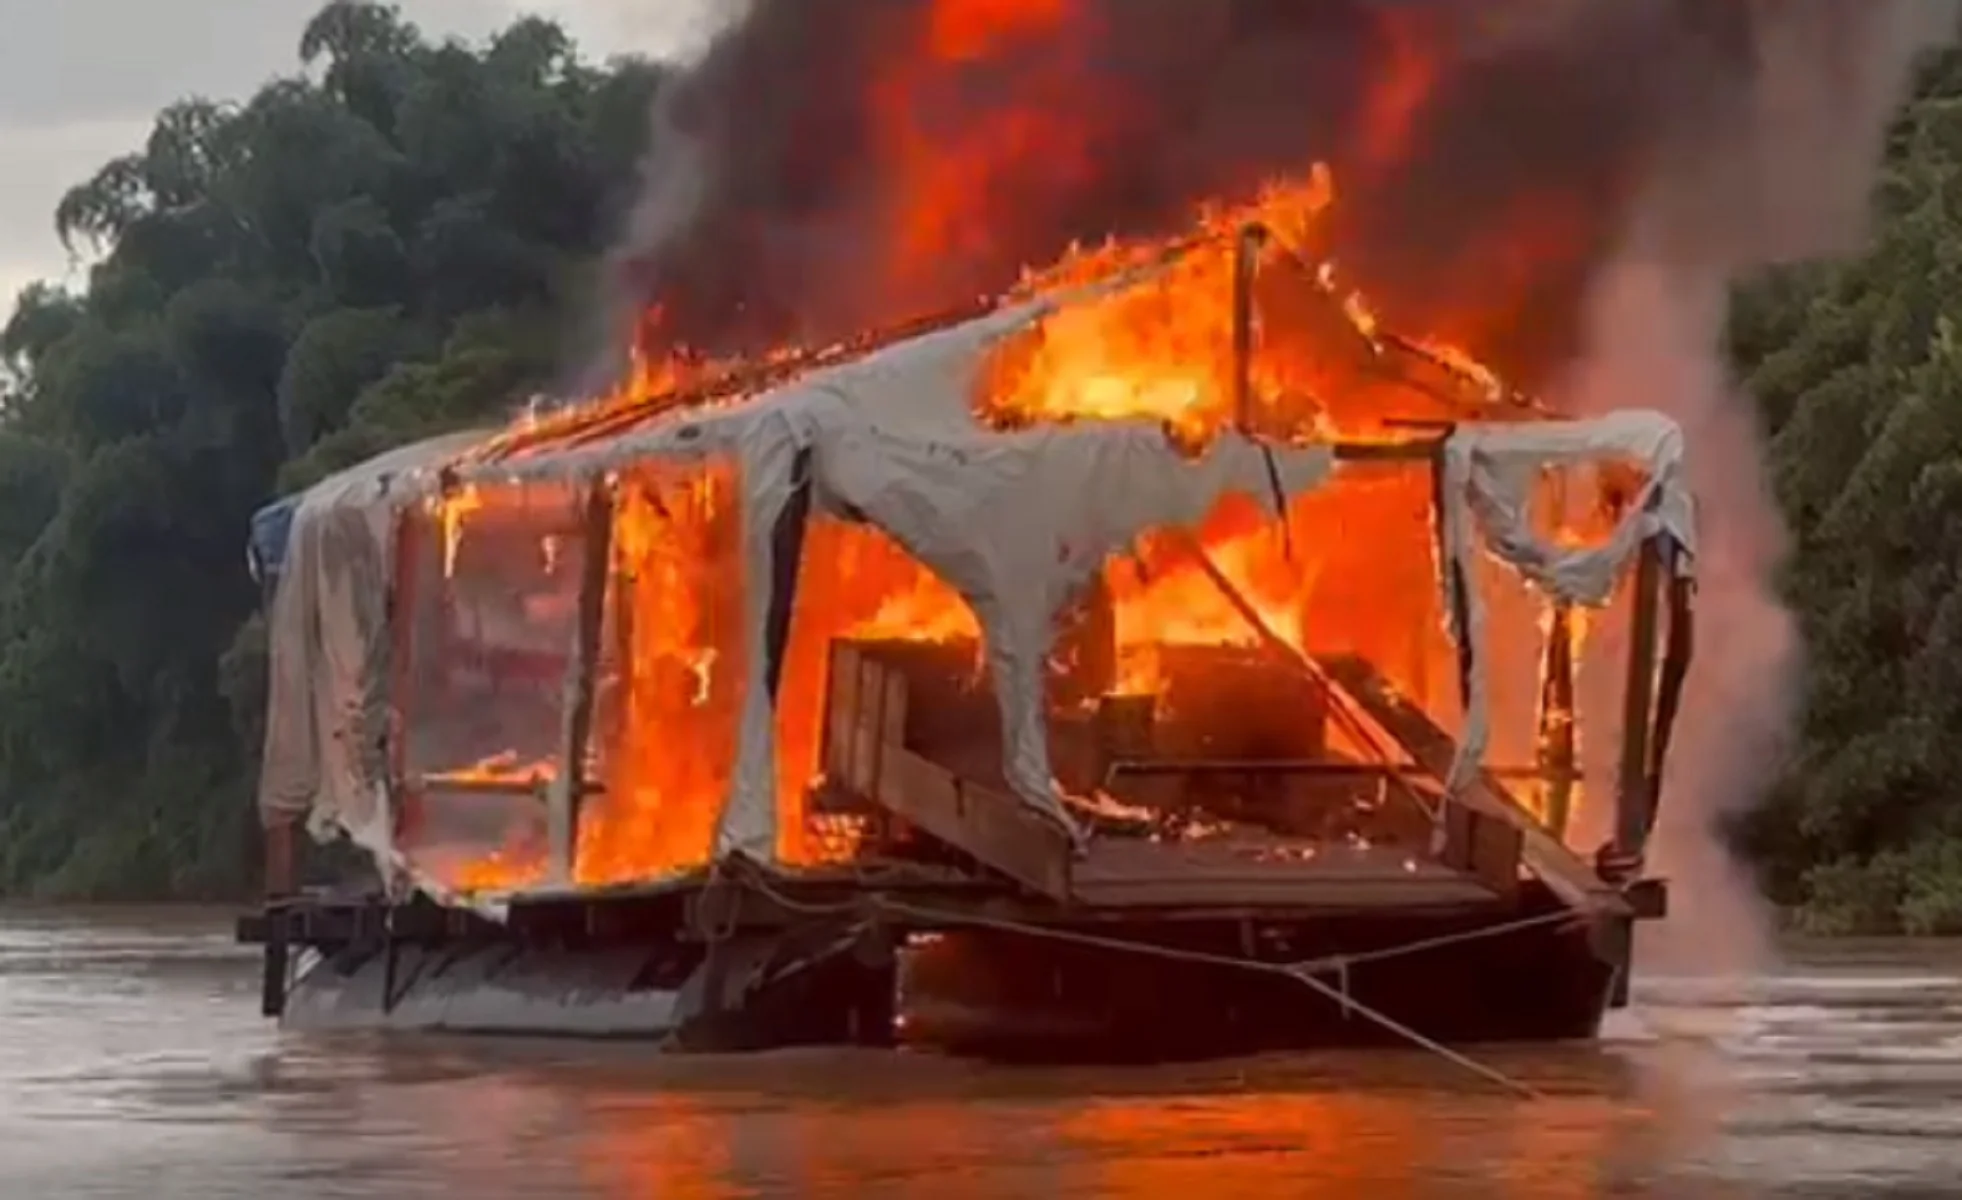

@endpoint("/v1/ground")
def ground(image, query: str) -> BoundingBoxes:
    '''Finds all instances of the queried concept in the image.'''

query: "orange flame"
[874,0,1094,297]
[427,160,1566,894]
[416,1,1647,892]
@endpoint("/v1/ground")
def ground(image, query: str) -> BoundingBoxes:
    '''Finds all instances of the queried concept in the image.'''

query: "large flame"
[424,2,1629,894]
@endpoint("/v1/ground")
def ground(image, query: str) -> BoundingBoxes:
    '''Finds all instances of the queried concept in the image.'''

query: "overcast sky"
[0,0,720,313]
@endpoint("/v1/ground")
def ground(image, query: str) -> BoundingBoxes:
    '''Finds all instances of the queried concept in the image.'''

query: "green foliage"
[1732,42,1962,933]
[0,0,661,899]
[1796,837,1962,937]
[277,305,421,452]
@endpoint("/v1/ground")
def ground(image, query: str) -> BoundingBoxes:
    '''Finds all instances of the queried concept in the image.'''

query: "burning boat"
[238,185,1690,1063]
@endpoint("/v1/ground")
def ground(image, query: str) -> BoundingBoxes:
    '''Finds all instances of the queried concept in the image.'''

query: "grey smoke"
[1562,0,1957,974]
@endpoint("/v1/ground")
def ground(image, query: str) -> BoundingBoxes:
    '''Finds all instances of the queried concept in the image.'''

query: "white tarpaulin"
[1437,409,1696,792]
[257,293,1697,906]
[257,429,490,890]
[447,300,1337,858]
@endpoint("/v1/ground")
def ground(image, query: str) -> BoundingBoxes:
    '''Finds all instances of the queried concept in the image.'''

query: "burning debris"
[256,0,1948,906]
[278,182,1685,904]
[237,0,1961,1063]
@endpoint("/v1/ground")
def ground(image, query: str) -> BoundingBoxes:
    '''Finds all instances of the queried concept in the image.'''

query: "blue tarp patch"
[248,495,301,591]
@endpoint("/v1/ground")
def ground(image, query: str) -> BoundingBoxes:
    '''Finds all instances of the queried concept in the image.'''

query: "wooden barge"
[238,225,1692,1066]
[240,536,1681,1062]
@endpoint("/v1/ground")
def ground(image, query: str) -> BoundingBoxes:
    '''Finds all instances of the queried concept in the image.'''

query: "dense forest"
[1726,44,1962,934]
[0,1,664,898]
[0,2,1958,931]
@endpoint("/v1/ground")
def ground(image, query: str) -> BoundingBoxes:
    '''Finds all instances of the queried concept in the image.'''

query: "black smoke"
[598,0,1868,386]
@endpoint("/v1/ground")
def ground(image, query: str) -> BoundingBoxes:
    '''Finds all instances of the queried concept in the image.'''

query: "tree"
[1730,41,1962,933]
[0,0,660,899]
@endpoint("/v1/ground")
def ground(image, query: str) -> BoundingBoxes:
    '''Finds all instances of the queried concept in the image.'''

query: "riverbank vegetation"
[0,1,662,897]
[1727,43,1962,935]
[0,3,1956,929]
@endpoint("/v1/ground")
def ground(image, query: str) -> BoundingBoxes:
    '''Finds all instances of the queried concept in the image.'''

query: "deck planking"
[1068,835,1502,910]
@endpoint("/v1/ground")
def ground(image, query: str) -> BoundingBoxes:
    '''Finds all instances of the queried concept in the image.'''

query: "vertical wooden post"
[599,506,636,761]
[1539,603,1578,840]
[1052,569,1118,711]
[1537,468,1576,840]
[1612,534,1664,869]
[1428,436,1474,712]
[547,478,615,886]
[761,451,814,701]
[1645,566,1696,844]
[1092,693,1156,792]
[260,817,295,1019]
[1231,223,1267,434]
[263,818,295,898]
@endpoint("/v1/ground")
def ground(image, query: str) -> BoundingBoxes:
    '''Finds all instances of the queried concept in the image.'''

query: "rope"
[1295,908,1584,974]
[719,858,1553,1099]
[874,898,1542,1100]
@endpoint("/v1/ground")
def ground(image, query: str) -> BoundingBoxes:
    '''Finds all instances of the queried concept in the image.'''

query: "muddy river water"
[0,908,1956,1198]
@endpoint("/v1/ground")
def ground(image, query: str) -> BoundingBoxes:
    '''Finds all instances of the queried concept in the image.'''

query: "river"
[0,908,1957,1198]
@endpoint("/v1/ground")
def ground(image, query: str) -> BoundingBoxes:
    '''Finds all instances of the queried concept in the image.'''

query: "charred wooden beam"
[1538,469,1580,842]
[547,478,615,885]
[1539,603,1579,840]
[823,641,1076,899]
[1600,531,1666,1008]
[1438,797,1526,898]
[241,894,504,949]
[1052,571,1118,712]
[820,641,861,788]
[259,820,296,1018]
[763,449,815,699]
[1231,222,1268,433]
[1092,693,1157,788]
[1611,533,1665,878]
[599,527,635,758]
[874,750,1077,899]
[1424,433,1477,714]
[262,817,295,900]
[1329,438,1448,462]
[1646,556,1695,846]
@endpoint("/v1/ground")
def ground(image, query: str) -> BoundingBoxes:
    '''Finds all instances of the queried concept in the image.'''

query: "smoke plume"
[605,1,1910,370]
[1559,0,1957,973]
[600,0,1954,966]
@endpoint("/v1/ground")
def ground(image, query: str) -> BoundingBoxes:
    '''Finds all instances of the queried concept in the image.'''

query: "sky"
[0,0,721,312]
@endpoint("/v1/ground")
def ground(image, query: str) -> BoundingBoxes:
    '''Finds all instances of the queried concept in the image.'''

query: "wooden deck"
[1070,837,1500,910]
[389,638,1629,925]
[814,637,1625,919]
[1318,655,1628,916]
